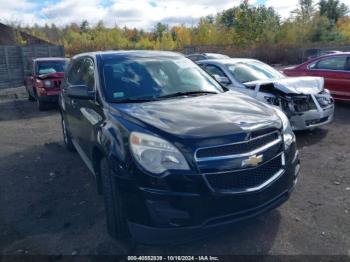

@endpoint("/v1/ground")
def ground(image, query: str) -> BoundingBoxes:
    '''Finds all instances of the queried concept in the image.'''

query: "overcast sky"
[0,0,348,29]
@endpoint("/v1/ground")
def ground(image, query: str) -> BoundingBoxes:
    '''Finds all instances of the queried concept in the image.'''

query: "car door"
[70,57,104,161]
[308,55,350,100]
[61,57,85,141]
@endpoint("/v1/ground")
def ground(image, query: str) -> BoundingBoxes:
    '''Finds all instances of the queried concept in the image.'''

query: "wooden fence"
[0,45,64,89]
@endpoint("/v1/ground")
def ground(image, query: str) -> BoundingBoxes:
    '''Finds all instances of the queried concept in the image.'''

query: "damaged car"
[198,59,335,131]
[24,57,69,110]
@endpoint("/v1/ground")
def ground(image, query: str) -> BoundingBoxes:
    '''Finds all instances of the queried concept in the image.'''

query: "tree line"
[13,0,350,55]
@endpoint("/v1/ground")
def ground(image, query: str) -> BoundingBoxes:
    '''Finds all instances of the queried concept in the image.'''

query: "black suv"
[59,51,300,244]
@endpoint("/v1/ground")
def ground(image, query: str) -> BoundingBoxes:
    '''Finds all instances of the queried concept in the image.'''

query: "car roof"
[315,52,350,58]
[197,58,260,64]
[73,50,184,60]
[34,57,68,62]
[304,52,350,64]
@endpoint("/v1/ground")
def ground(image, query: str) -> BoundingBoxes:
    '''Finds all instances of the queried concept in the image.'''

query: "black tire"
[61,116,75,151]
[100,158,130,239]
[37,98,46,111]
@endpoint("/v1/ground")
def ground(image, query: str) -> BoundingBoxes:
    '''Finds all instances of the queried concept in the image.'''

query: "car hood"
[111,91,281,138]
[245,76,324,95]
[37,72,64,79]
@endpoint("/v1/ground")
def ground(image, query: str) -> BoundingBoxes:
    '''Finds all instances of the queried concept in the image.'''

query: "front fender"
[98,121,130,178]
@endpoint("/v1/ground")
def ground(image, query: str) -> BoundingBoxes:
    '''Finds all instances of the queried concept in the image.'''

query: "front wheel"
[61,116,75,151]
[100,158,130,240]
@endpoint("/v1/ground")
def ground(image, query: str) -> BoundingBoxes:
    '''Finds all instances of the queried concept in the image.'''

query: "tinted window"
[67,58,84,86]
[66,58,95,91]
[311,56,347,70]
[36,61,67,75]
[205,65,226,77]
[226,61,283,83]
[80,58,95,91]
[101,56,223,102]
[346,57,350,71]
[186,55,197,62]
[197,55,206,61]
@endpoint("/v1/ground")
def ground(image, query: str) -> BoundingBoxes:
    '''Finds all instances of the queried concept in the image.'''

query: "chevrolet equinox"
[59,51,300,244]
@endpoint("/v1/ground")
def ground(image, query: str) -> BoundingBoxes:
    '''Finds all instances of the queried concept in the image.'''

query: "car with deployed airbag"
[198,58,335,131]
[24,57,68,110]
[59,51,300,244]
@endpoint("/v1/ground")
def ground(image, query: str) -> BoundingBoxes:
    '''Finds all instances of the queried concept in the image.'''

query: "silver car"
[197,58,335,131]
[186,53,230,62]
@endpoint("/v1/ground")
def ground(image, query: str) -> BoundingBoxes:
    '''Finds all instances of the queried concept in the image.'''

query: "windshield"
[101,56,224,102]
[36,61,67,75]
[226,61,284,83]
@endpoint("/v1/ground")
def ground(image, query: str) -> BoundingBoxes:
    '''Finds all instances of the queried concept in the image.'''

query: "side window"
[346,57,350,71]
[313,56,347,71]
[187,55,196,62]
[205,65,226,77]
[80,58,95,91]
[197,55,206,61]
[67,58,84,86]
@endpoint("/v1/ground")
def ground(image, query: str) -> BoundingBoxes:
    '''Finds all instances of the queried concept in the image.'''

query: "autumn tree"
[319,0,349,22]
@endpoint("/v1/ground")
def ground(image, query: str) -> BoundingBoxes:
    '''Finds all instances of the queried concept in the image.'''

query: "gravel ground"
[0,90,349,257]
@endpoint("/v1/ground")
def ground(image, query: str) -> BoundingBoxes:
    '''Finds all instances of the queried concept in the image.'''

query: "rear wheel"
[100,158,130,240]
[61,116,75,151]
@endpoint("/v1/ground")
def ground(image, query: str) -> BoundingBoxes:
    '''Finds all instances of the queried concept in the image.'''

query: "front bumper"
[289,103,334,131]
[38,92,60,104]
[37,88,60,102]
[121,144,300,244]
[129,188,292,244]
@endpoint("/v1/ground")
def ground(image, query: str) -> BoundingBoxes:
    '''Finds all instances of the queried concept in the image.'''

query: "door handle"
[71,99,77,106]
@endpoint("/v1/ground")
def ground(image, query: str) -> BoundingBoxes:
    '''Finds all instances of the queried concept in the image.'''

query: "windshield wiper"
[158,91,219,99]
[114,97,158,103]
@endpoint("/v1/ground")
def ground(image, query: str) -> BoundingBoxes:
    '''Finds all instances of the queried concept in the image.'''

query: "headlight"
[273,108,295,149]
[43,80,52,88]
[129,132,190,175]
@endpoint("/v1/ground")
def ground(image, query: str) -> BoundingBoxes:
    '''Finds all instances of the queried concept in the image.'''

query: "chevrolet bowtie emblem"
[242,154,263,167]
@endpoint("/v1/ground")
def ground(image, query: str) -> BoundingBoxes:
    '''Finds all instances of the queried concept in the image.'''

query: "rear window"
[226,61,283,83]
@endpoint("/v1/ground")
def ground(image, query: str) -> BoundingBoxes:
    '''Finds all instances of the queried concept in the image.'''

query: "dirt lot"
[0,90,349,257]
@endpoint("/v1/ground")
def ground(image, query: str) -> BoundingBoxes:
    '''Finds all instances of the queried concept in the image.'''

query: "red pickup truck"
[24,57,68,110]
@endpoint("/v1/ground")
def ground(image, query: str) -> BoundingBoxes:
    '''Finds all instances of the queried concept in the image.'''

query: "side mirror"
[213,75,231,85]
[66,85,95,100]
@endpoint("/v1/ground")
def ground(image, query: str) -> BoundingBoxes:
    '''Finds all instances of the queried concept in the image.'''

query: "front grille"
[205,155,283,193]
[305,117,329,126]
[196,131,280,159]
[293,95,317,112]
[53,80,62,88]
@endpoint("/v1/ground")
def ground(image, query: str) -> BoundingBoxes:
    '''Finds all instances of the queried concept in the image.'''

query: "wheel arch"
[92,145,106,195]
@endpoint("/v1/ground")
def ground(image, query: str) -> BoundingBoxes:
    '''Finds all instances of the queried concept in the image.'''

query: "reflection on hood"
[112,91,281,138]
